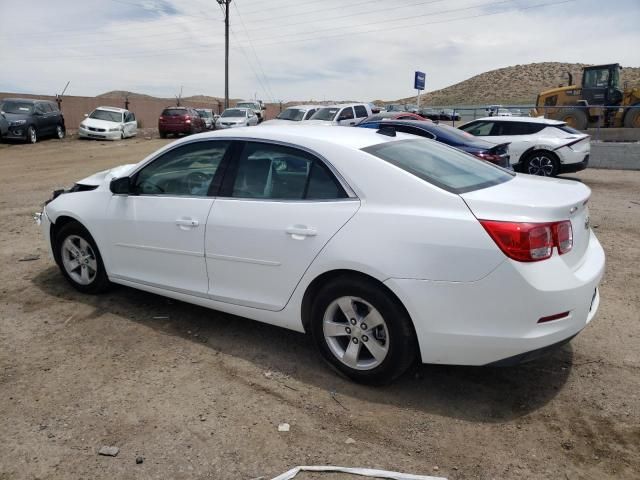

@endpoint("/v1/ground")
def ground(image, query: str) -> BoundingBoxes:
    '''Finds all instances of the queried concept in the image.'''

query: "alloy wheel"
[56,125,64,139]
[61,235,98,285]
[29,127,37,143]
[323,296,390,370]
[528,155,555,176]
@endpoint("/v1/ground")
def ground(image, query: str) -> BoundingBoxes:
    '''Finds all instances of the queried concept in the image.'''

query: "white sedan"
[35,126,604,383]
[215,108,258,129]
[459,117,590,176]
[261,105,319,125]
[79,106,137,140]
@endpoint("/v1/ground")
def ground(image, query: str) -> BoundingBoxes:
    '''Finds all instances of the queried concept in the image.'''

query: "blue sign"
[414,71,426,91]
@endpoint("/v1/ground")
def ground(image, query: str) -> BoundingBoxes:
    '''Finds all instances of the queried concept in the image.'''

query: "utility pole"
[217,0,231,109]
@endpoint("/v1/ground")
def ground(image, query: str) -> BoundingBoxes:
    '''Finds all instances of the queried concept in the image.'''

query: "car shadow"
[32,266,572,423]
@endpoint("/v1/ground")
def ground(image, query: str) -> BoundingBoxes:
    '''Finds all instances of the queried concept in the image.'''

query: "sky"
[1,0,639,102]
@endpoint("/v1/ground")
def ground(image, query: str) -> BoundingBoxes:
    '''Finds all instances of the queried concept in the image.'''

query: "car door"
[33,103,51,134]
[353,105,369,125]
[483,122,544,163]
[105,140,232,295]
[337,107,356,126]
[205,140,360,311]
[124,111,137,137]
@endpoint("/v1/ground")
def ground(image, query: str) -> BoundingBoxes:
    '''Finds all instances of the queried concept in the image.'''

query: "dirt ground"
[0,133,639,480]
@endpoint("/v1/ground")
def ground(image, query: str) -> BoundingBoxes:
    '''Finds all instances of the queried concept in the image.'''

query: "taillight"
[184,115,192,123]
[474,152,501,164]
[480,220,573,262]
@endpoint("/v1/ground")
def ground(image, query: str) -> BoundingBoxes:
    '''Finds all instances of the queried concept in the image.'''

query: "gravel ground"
[0,135,639,480]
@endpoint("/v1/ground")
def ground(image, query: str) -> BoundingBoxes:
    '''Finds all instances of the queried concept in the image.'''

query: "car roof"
[284,105,320,110]
[172,125,407,151]
[95,106,127,113]
[2,98,49,104]
[471,116,564,125]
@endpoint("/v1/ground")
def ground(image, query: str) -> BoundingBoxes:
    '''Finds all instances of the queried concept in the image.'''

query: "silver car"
[215,108,259,129]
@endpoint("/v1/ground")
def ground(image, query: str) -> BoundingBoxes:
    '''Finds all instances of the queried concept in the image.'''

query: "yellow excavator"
[533,63,640,129]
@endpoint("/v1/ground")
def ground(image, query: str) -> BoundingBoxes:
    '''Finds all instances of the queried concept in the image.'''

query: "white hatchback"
[36,126,604,383]
[78,106,137,140]
[459,117,590,176]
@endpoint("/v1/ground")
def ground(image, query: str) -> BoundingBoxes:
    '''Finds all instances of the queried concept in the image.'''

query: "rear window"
[162,108,187,116]
[362,138,514,194]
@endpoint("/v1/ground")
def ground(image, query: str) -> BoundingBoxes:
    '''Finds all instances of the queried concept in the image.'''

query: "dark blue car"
[358,119,511,169]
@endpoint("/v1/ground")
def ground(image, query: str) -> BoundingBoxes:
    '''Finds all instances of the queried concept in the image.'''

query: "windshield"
[2,101,34,114]
[276,108,306,121]
[362,138,513,194]
[236,103,257,109]
[311,107,339,121]
[89,109,122,122]
[222,109,246,117]
[196,110,212,118]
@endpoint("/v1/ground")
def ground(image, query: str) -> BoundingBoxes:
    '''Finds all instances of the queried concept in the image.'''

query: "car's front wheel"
[56,124,65,140]
[310,276,417,384]
[26,126,37,144]
[54,222,111,294]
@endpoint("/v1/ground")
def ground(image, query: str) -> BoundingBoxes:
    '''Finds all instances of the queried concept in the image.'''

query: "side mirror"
[84,113,89,117]
[110,177,132,194]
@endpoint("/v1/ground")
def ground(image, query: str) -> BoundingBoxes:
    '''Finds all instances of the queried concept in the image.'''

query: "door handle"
[176,218,199,228]
[285,225,317,238]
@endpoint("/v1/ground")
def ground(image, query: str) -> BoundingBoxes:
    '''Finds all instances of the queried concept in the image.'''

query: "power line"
[9,0,574,62]
[233,0,276,102]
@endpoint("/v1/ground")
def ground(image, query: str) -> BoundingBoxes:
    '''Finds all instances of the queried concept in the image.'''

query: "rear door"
[205,140,359,311]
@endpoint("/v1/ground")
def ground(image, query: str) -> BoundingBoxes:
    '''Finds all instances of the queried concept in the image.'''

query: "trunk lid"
[461,174,592,268]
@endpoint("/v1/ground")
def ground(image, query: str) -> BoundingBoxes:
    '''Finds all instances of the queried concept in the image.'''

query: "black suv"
[0,98,66,143]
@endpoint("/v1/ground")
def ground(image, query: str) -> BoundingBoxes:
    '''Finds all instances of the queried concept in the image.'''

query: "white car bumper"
[385,230,605,365]
[78,126,122,140]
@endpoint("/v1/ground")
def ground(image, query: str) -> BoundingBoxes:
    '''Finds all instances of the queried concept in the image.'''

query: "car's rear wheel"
[54,222,111,294]
[524,150,559,177]
[56,124,65,140]
[310,276,417,384]
[27,126,37,144]
[159,130,167,139]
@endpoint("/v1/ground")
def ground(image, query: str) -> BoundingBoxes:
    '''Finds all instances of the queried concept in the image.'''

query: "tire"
[524,150,559,177]
[559,108,588,130]
[159,130,167,139]
[310,276,417,384]
[54,221,111,294]
[623,104,640,128]
[55,124,65,140]
[26,125,37,144]
[120,131,125,140]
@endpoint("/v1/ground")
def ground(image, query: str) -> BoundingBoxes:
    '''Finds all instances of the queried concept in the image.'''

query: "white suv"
[306,103,373,126]
[459,117,590,177]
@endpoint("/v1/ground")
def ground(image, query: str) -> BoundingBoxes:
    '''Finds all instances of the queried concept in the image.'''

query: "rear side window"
[362,138,513,194]
[354,105,368,118]
[391,124,435,140]
[162,108,186,116]
[460,121,493,136]
[229,142,346,200]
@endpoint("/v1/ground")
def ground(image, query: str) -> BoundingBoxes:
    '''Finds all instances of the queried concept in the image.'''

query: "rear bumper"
[384,231,605,365]
[560,154,589,174]
[158,124,192,133]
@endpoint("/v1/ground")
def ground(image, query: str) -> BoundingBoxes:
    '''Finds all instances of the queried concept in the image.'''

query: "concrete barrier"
[589,142,640,170]
[586,128,640,143]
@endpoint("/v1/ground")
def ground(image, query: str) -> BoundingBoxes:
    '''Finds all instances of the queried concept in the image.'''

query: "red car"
[362,112,431,122]
[158,107,206,138]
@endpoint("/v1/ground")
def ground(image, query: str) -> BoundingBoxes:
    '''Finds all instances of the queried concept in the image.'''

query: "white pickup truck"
[235,100,266,123]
